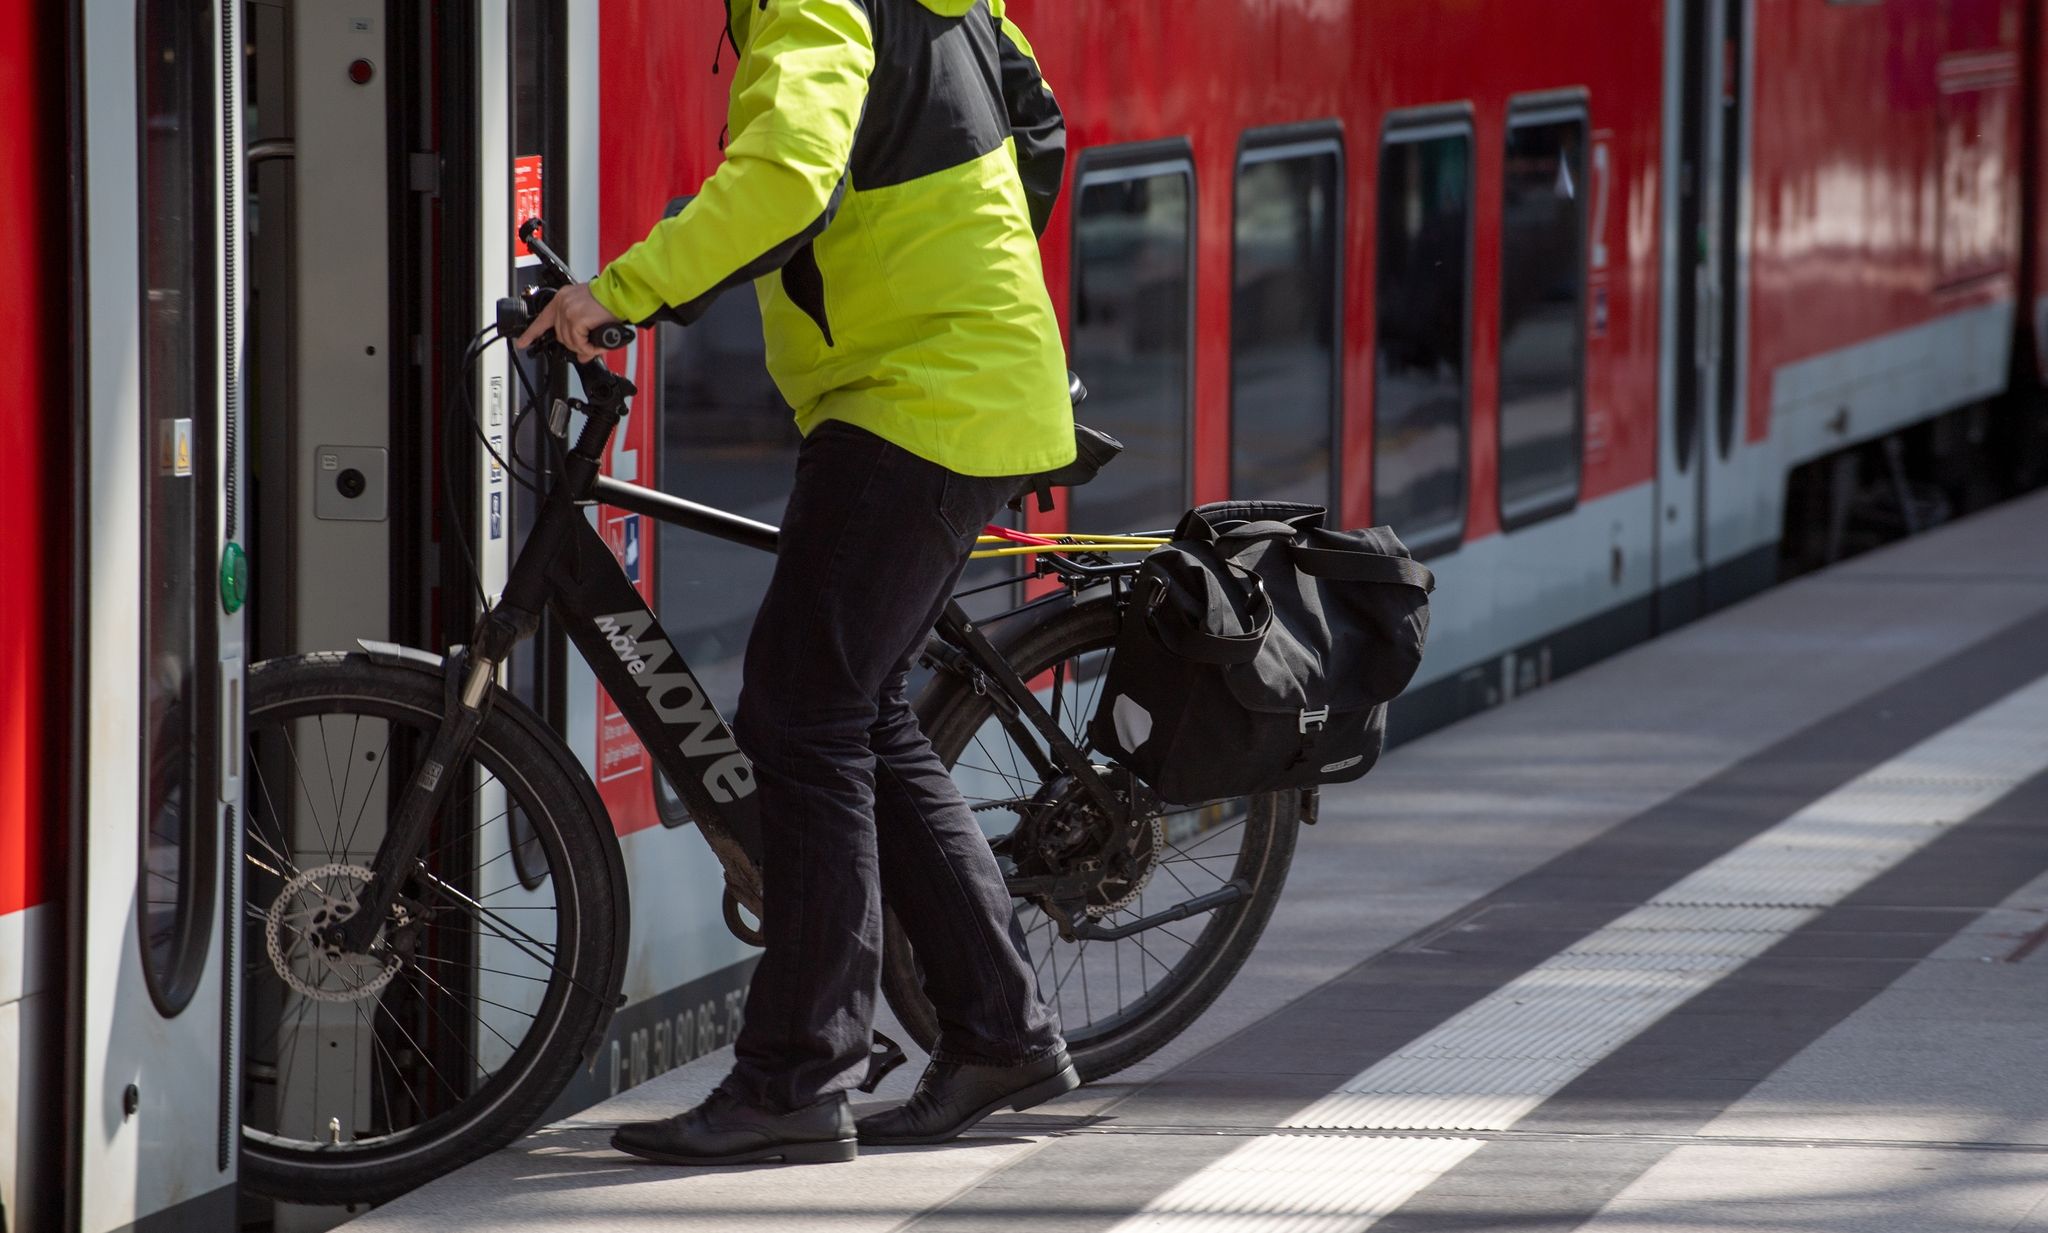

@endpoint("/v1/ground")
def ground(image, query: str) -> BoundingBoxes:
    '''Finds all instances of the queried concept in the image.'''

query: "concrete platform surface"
[346,491,2048,1233]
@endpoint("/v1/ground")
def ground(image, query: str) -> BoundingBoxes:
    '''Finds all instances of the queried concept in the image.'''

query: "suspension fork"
[327,643,502,954]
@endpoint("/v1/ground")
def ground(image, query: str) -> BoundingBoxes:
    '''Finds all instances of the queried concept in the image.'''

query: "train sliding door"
[73,0,248,1228]
[1656,0,1746,627]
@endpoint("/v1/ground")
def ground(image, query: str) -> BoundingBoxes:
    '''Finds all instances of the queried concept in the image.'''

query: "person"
[517,0,1078,1166]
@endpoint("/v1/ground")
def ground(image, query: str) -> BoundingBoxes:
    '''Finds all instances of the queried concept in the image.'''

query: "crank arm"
[333,647,495,953]
[1070,880,1250,942]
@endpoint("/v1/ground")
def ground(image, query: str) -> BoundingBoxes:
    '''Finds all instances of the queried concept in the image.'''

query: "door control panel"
[313,444,388,521]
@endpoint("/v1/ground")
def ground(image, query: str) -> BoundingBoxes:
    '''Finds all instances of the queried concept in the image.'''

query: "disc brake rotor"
[1086,813,1165,916]
[265,862,401,1003]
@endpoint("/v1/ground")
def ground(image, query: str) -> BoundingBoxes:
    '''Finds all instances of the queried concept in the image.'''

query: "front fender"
[356,638,447,674]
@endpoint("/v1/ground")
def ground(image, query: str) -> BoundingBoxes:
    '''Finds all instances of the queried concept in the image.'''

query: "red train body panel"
[595,0,1671,535]
[0,0,60,925]
[1748,0,2024,445]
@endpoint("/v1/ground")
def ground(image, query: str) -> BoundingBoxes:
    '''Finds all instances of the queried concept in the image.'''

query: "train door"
[240,6,410,1226]
[72,0,248,1228]
[238,2,555,1221]
[1656,0,1746,627]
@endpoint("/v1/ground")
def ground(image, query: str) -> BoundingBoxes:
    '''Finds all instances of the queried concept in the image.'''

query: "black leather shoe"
[856,1048,1080,1145]
[611,1088,856,1165]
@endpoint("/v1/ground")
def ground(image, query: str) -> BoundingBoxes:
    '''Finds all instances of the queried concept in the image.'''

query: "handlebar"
[506,216,636,354]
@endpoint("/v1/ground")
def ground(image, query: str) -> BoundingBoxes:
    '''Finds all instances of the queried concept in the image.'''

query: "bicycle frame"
[331,343,1130,956]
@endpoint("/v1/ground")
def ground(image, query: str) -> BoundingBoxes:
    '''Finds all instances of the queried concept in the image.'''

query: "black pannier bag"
[1090,500,1434,805]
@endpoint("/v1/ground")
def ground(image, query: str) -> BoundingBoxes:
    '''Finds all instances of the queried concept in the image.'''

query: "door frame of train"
[72,0,247,1227]
[1656,0,1748,629]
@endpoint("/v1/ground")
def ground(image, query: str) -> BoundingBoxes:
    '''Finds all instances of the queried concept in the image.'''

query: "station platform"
[346,490,2048,1233]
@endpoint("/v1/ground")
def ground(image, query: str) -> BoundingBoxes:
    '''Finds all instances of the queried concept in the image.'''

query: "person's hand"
[515,282,622,361]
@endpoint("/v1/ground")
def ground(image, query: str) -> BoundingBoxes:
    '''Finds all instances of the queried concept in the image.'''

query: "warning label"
[514,154,543,267]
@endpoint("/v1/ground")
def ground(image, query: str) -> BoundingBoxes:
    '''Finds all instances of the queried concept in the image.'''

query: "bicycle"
[238,224,1304,1204]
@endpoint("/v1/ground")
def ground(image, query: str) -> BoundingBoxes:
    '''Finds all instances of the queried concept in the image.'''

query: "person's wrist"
[586,275,624,323]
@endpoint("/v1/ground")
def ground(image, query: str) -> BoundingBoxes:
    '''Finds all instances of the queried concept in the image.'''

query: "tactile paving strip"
[1106,674,2048,1232]
[1113,1136,1486,1233]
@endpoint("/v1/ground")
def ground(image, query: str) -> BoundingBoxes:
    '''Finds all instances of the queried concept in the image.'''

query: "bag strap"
[1292,545,1436,592]
[1144,561,1274,664]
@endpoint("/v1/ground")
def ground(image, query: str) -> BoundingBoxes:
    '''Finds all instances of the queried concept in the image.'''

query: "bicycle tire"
[882,598,1299,1082]
[239,652,620,1206]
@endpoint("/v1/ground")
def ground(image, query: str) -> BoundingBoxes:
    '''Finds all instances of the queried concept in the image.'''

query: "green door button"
[220,542,249,614]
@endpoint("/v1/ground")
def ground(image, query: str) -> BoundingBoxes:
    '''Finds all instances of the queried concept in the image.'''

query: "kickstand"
[858,1030,909,1093]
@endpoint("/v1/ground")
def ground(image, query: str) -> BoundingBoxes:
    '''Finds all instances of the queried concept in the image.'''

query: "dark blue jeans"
[725,420,1063,1112]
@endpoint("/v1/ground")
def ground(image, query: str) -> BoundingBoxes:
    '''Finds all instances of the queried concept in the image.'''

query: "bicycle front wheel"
[884,598,1299,1082]
[239,652,621,1205]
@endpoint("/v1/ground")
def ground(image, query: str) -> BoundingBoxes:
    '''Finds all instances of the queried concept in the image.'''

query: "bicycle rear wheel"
[884,598,1299,1081]
[239,652,621,1205]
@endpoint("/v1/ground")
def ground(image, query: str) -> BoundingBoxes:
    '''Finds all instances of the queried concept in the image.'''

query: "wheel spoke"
[901,607,1284,1061]
[241,677,596,1167]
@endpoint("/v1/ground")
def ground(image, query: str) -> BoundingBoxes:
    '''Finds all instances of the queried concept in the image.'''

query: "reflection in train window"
[1232,137,1342,508]
[1373,120,1471,556]
[656,288,801,822]
[138,0,218,1014]
[1498,107,1586,528]
[1068,152,1193,534]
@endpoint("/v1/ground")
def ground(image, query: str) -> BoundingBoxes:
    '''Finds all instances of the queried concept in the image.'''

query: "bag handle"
[1292,545,1436,592]
[1173,507,1314,547]
[1144,560,1274,665]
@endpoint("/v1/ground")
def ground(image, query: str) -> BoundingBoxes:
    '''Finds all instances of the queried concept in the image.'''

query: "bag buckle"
[1298,706,1329,733]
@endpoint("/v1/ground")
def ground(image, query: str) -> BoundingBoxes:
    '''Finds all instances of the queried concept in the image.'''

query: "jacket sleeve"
[589,0,874,326]
[988,1,1065,236]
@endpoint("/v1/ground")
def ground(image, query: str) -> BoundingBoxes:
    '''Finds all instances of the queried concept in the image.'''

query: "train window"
[1498,104,1587,528]
[1232,132,1343,508]
[1069,146,1195,534]
[138,0,219,1013]
[1373,116,1472,556]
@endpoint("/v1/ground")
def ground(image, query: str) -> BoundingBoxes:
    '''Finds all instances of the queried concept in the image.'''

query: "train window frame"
[1066,139,1198,534]
[1229,122,1346,512]
[1371,105,1476,561]
[1496,94,1590,532]
[135,0,222,1018]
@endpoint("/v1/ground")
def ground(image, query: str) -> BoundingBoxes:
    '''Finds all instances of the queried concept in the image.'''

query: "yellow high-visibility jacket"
[590,0,1075,478]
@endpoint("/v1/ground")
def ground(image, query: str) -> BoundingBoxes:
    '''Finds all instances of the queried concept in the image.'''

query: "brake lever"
[494,286,634,354]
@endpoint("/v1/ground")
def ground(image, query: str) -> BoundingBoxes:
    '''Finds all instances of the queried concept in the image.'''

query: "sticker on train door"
[162,418,192,477]
[514,155,543,268]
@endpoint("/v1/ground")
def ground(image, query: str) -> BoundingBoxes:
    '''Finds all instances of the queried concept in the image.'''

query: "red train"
[4,0,2045,1228]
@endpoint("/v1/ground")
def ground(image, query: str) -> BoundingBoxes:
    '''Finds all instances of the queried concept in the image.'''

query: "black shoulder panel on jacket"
[991,14,1065,235]
[849,0,1010,192]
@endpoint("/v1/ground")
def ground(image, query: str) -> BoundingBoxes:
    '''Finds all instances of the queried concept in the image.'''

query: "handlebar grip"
[590,321,635,352]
